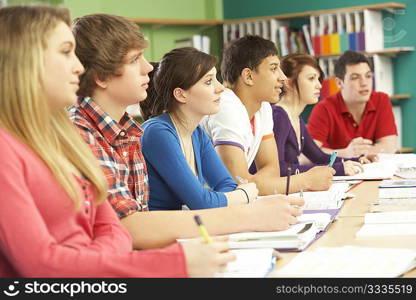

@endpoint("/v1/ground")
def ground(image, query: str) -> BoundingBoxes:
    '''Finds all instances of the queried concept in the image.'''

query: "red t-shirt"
[308,91,398,149]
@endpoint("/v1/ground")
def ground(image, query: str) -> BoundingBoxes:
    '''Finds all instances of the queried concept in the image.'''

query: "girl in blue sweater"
[140,48,259,210]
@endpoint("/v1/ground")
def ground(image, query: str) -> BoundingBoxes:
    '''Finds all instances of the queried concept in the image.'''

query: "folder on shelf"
[372,54,394,96]
[237,22,245,39]
[337,13,349,52]
[270,19,288,50]
[364,9,383,52]
[302,24,314,55]
[346,12,356,51]
[327,58,339,95]
[254,21,261,36]
[245,22,254,35]
[328,14,340,54]
[310,15,321,55]
[320,15,330,55]
[261,20,269,40]
[279,26,290,56]
[355,11,365,51]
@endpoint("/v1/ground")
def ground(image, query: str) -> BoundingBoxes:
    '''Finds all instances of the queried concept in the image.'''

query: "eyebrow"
[203,71,216,78]
[270,63,279,67]
[350,71,372,76]
[128,51,143,60]
[61,41,74,48]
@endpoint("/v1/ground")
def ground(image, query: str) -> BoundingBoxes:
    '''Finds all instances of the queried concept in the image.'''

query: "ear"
[173,87,187,104]
[335,77,343,89]
[95,75,108,89]
[241,68,254,86]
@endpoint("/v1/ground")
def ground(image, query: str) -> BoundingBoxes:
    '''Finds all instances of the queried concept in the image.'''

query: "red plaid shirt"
[69,97,149,218]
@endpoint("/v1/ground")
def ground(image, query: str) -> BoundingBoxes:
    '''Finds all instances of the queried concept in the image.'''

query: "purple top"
[272,105,358,176]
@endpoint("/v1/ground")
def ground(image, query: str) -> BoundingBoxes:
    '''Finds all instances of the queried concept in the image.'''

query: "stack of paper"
[356,210,416,237]
[378,153,416,179]
[333,161,396,181]
[217,248,276,278]
[275,246,416,277]
[378,179,416,199]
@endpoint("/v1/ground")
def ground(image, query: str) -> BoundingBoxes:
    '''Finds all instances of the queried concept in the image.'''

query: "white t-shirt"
[201,88,274,168]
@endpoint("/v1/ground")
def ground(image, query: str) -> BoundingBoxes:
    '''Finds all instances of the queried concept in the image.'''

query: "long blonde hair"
[0,5,107,208]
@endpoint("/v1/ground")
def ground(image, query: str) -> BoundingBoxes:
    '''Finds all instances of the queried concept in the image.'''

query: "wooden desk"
[271,180,416,277]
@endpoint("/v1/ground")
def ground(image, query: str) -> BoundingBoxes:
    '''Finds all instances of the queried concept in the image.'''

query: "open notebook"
[290,182,350,210]
[217,248,276,278]
[177,213,331,251]
[275,246,416,277]
[225,213,331,251]
[356,210,416,237]
[333,161,396,181]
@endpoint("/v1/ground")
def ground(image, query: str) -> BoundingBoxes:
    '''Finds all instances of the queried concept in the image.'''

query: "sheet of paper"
[275,246,416,277]
[217,248,275,278]
[333,161,396,181]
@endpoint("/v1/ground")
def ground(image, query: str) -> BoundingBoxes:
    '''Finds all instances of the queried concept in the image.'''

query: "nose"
[74,54,85,75]
[317,80,322,89]
[216,80,225,94]
[278,67,287,82]
[142,56,153,75]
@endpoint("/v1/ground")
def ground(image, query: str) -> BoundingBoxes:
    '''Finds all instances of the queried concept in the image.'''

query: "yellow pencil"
[193,215,213,243]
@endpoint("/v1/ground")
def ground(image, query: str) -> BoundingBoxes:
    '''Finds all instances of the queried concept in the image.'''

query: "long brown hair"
[0,5,107,208]
[139,47,217,121]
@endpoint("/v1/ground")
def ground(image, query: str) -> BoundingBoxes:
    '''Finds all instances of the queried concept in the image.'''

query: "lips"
[359,90,369,95]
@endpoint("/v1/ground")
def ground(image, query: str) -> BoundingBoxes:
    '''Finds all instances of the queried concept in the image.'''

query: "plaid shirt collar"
[78,97,143,144]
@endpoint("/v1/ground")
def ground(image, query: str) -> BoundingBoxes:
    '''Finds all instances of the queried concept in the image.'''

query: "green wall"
[223,0,416,150]
[64,0,223,62]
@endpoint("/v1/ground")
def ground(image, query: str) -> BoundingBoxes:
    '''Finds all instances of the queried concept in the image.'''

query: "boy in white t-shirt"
[201,36,334,195]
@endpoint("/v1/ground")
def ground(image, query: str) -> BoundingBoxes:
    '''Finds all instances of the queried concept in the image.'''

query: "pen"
[328,151,338,167]
[295,168,303,198]
[193,215,213,243]
[285,166,291,196]
[235,175,248,184]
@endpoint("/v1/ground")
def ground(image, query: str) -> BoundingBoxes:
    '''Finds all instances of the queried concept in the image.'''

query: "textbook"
[356,210,416,237]
[217,248,276,278]
[275,246,416,277]
[225,213,331,251]
[178,213,331,251]
[378,179,416,199]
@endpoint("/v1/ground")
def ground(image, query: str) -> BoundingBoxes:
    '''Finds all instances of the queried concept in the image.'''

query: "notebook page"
[217,248,275,278]
[275,246,416,277]
[333,161,396,181]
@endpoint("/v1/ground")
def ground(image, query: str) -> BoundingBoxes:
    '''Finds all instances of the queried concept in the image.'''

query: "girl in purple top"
[274,54,370,176]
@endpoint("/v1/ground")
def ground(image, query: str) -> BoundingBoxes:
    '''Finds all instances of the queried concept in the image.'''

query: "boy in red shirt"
[308,50,398,157]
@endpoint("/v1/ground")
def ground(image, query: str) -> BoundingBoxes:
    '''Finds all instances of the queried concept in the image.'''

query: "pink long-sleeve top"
[0,128,187,277]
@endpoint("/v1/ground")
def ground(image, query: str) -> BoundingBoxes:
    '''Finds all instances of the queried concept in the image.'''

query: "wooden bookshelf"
[391,94,411,101]
[223,2,406,24]
[129,18,223,26]
[399,147,414,153]
[316,47,414,59]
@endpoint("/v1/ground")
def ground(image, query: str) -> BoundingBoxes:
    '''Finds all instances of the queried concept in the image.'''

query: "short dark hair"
[221,35,278,85]
[334,50,373,80]
[139,47,217,121]
[73,14,148,97]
